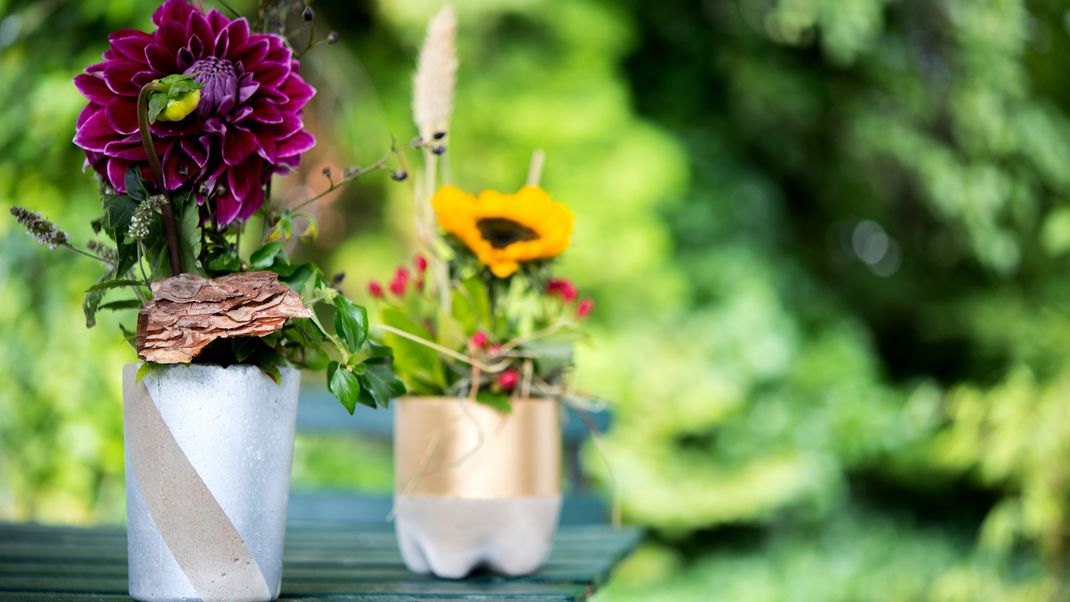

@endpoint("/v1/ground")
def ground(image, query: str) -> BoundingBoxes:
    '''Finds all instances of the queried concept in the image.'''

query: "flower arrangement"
[364,8,595,411]
[10,0,408,413]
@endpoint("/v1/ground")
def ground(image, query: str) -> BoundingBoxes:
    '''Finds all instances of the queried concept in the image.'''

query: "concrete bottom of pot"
[394,494,562,578]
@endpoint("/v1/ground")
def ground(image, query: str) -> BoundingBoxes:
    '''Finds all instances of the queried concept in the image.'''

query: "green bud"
[147,74,205,123]
[156,88,201,122]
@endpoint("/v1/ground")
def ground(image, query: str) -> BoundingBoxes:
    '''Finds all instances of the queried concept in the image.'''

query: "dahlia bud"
[326,31,340,45]
[413,254,428,273]
[576,298,594,319]
[469,331,488,350]
[498,369,519,390]
[368,280,384,298]
[149,74,205,123]
[302,6,314,21]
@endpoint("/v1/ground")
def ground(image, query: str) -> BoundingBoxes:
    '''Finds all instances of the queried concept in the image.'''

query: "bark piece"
[136,271,312,364]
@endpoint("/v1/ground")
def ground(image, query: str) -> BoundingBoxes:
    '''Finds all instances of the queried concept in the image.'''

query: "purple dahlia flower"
[73,0,316,224]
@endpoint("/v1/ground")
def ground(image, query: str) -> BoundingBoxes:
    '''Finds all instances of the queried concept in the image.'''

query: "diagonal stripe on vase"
[123,364,300,602]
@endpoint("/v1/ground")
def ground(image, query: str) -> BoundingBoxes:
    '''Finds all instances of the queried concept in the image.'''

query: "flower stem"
[62,243,113,266]
[137,82,182,276]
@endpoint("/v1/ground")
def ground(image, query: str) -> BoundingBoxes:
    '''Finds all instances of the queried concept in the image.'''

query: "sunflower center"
[476,218,539,249]
[185,57,238,115]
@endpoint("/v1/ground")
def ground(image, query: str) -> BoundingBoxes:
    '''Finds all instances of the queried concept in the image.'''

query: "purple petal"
[279,73,315,107]
[186,10,215,55]
[152,0,196,27]
[214,190,242,225]
[207,9,230,32]
[181,137,209,168]
[108,30,153,63]
[254,63,288,88]
[223,126,257,166]
[235,187,264,221]
[234,38,269,68]
[144,43,176,73]
[104,99,139,136]
[76,103,98,130]
[106,159,131,191]
[227,156,262,202]
[73,110,115,152]
[74,73,113,105]
[255,132,276,161]
[276,130,315,157]
[100,61,144,95]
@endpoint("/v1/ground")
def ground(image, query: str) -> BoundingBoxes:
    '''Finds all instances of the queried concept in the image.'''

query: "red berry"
[547,278,578,302]
[498,369,520,390]
[367,280,384,298]
[470,331,488,349]
[414,254,428,273]
[395,267,410,282]
[576,298,594,318]
[389,277,406,296]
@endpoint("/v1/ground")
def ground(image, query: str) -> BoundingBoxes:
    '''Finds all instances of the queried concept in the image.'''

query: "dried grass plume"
[412,5,458,141]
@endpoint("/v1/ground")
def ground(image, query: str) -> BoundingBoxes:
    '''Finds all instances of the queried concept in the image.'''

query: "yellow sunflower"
[432,184,574,278]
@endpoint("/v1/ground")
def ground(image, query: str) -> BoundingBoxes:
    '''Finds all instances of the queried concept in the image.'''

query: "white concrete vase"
[393,396,563,578]
[122,363,300,602]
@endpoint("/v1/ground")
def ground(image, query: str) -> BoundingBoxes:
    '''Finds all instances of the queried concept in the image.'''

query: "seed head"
[10,206,69,249]
[128,195,167,241]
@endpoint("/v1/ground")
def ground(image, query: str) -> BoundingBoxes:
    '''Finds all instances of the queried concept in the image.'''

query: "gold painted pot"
[393,396,562,578]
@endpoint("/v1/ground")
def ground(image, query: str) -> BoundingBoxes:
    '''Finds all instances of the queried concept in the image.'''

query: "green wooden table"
[0,522,640,601]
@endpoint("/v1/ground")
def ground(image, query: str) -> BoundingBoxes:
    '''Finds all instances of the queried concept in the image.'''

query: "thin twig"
[292,139,422,211]
[62,244,112,266]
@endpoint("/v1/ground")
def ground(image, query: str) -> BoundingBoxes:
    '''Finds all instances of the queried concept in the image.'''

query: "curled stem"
[136,82,182,275]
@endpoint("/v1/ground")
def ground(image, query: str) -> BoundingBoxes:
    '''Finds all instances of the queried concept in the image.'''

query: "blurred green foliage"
[3,0,1070,599]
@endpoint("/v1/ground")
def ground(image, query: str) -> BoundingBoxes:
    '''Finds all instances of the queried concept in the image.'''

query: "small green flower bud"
[157,88,201,122]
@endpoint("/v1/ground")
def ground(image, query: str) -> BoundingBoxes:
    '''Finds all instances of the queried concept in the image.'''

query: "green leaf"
[205,248,241,273]
[452,275,492,333]
[250,241,286,269]
[299,216,319,243]
[147,92,168,123]
[260,363,282,384]
[476,391,513,413]
[327,361,362,414]
[333,297,368,353]
[280,263,317,295]
[135,362,159,384]
[284,317,324,347]
[356,359,403,409]
[266,209,293,242]
[174,191,203,274]
[381,307,447,394]
[83,269,113,328]
[101,194,140,275]
[98,299,142,311]
[124,169,147,202]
